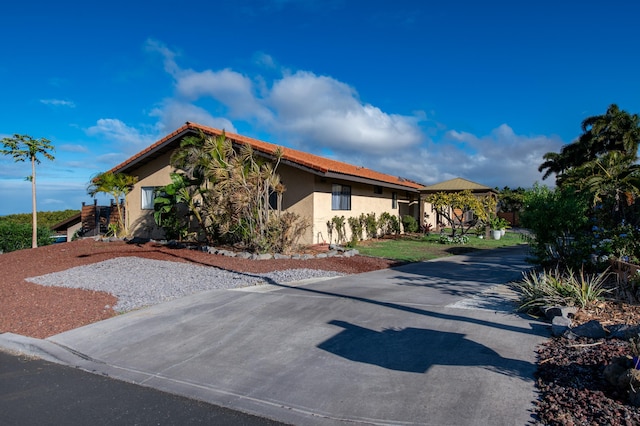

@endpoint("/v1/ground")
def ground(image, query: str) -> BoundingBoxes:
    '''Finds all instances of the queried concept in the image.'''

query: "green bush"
[379,212,400,235]
[0,222,52,253]
[512,268,612,311]
[520,184,591,269]
[347,216,364,247]
[401,215,419,233]
[364,213,378,239]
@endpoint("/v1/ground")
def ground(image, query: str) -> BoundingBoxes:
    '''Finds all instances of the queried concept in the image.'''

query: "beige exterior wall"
[275,163,315,246]
[126,151,174,239]
[312,178,417,245]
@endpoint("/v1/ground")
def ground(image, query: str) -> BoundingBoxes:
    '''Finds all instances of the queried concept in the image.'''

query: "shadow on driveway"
[318,320,535,380]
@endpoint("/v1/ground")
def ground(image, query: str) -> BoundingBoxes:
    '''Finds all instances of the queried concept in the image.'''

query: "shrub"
[519,184,591,269]
[266,212,310,254]
[331,216,347,245]
[0,222,52,253]
[402,215,419,233]
[364,213,378,239]
[347,216,364,247]
[379,212,400,235]
[512,267,613,311]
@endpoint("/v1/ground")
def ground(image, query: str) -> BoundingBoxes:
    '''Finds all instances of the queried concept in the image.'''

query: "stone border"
[92,236,359,260]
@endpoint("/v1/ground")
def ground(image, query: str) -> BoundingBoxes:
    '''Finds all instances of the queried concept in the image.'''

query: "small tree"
[1,134,55,248]
[426,190,493,237]
[87,172,139,237]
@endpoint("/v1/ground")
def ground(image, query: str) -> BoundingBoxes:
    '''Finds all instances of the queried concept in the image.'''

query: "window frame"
[331,183,352,211]
[141,186,157,210]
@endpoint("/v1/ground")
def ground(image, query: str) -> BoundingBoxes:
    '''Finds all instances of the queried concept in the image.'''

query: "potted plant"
[489,216,502,240]
[497,217,511,237]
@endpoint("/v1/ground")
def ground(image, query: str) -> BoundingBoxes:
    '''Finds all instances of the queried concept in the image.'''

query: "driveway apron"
[39,245,548,425]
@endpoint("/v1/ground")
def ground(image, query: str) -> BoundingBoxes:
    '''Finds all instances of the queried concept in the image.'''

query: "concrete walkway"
[0,245,549,425]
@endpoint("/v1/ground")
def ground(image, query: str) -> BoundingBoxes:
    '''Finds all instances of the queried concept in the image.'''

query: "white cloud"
[266,71,424,154]
[353,124,564,188]
[86,119,156,152]
[146,41,424,155]
[40,99,75,107]
[150,101,237,134]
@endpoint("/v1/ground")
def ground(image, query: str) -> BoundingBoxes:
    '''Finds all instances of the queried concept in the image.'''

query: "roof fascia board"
[113,128,195,174]
[323,171,420,192]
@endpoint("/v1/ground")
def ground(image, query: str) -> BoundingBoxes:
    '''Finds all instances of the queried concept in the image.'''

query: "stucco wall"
[126,151,174,239]
[312,178,418,245]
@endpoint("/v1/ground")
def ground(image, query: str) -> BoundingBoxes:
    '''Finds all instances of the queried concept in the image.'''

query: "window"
[392,192,398,209]
[141,187,156,210]
[332,184,351,210]
[373,185,383,194]
[268,190,280,211]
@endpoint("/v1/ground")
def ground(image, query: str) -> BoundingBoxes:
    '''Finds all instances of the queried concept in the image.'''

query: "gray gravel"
[26,257,343,313]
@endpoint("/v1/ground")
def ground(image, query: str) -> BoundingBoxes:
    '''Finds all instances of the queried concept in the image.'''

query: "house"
[107,122,425,245]
[420,177,498,231]
[51,212,82,242]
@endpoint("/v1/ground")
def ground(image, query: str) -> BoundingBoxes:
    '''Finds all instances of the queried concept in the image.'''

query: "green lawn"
[356,231,527,263]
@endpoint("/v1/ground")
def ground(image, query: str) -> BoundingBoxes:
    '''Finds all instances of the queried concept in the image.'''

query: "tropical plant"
[539,104,640,186]
[169,132,305,252]
[1,134,55,248]
[153,173,192,240]
[513,268,612,311]
[87,172,139,237]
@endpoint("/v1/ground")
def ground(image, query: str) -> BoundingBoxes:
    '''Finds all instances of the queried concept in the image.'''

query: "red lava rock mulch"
[0,239,397,339]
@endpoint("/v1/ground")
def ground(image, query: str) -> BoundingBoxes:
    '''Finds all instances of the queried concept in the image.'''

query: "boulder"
[571,320,607,339]
[551,315,572,337]
[544,306,578,321]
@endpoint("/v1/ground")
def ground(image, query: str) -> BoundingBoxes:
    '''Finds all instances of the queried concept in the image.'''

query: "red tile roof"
[110,122,423,190]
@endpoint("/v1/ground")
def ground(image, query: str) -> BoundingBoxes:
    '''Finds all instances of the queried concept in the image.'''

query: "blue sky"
[1,0,639,215]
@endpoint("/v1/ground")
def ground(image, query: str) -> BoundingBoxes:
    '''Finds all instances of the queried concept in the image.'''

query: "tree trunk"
[31,156,37,249]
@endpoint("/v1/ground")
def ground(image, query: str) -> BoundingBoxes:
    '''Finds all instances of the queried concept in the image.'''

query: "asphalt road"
[0,350,286,426]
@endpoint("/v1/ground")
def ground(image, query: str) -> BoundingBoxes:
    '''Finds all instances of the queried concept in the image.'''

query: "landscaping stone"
[607,324,640,340]
[273,253,291,260]
[571,319,608,339]
[551,315,572,337]
[254,253,273,261]
[236,252,252,259]
[544,306,578,321]
[316,253,328,258]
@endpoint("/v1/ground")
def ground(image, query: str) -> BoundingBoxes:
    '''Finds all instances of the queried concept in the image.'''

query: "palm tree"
[539,104,640,186]
[87,172,138,236]
[1,134,55,248]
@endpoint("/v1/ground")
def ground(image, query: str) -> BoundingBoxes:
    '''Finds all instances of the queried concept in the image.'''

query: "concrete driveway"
[1,245,549,425]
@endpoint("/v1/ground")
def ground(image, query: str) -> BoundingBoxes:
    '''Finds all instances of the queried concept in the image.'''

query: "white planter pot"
[500,229,506,237]
[491,230,502,240]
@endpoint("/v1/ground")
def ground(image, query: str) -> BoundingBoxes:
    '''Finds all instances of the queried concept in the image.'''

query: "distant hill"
[0,210,80,229]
